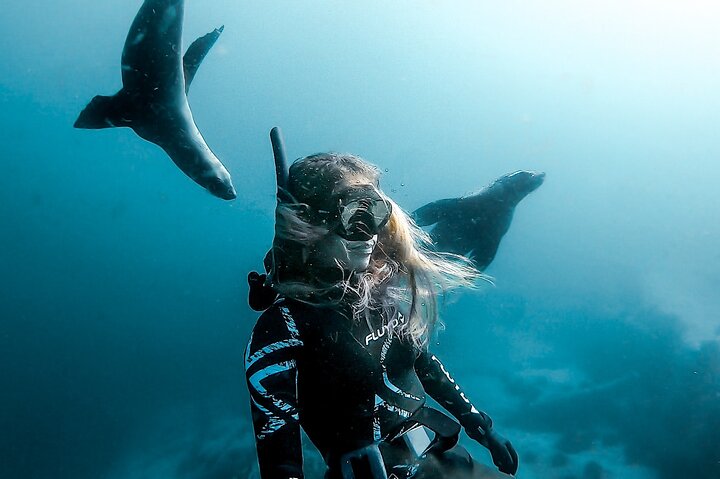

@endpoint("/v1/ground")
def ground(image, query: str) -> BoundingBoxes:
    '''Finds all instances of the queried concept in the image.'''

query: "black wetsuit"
[244,298,493,479]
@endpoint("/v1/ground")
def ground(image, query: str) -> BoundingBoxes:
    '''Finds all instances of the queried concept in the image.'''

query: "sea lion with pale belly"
[74,0,236,200]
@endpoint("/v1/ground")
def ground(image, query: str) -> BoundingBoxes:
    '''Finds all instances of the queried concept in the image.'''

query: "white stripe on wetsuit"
[381,335,422,402]
[430,354,479,414]
[245,307,303,438]
[245,339,303,369]
[248,360,300,437]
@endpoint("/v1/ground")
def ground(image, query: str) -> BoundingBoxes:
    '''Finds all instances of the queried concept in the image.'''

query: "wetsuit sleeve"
[245,305,304,479]
[414,350,494,436]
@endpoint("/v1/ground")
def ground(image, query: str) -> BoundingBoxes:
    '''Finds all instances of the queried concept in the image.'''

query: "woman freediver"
[245,135,519,479]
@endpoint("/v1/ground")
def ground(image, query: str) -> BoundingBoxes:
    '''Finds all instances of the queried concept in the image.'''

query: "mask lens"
[338,196,391,241]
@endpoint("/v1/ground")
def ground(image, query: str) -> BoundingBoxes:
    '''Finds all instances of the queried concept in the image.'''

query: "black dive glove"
[461,412,519,476]
[247,272,278,311]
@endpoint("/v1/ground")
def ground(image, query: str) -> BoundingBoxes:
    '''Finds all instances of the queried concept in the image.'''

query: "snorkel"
[270,126,291,203]
[267,127,293,285]
[247,127,289,311]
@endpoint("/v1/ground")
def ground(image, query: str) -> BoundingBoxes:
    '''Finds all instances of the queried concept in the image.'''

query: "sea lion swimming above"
[74,0,236,200]
[412,171,545,271]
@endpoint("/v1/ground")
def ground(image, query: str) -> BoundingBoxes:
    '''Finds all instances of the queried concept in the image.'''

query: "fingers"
[248,271,267,284]
[494,446,514,475]
[476,430,519,476]
[490,439,519,476]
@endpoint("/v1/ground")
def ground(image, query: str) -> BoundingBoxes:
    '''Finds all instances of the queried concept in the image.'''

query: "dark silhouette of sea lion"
[74,0,236,200]
[413,171,545,270]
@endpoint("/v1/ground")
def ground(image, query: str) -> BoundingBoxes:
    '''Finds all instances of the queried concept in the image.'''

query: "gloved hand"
[462,413,519,476]
[247,272,278,311]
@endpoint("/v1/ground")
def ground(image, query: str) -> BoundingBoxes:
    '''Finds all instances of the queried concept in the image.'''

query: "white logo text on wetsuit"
[365,313,406,346]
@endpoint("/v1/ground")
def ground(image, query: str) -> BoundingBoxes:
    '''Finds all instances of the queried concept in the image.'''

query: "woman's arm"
[415,350,519,475]
[245,305,304,478]
[414,350,492,428]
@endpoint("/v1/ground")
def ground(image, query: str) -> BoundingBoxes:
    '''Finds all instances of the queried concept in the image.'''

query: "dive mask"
[320,186,392,241]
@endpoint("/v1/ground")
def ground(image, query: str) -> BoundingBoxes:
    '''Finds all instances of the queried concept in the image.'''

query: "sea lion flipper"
[74,94,128,129]
[183,25,224,94]
[470,243,499,272]
[412,198,460,226]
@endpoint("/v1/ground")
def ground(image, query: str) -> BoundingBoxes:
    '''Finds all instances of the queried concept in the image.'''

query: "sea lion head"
[492,170,545,203]
[206,175,237,200]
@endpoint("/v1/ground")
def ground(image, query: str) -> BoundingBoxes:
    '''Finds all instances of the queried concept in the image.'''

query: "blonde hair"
[271,153,484,347]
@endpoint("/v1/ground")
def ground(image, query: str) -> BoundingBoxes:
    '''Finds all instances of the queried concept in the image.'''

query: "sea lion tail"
[74,93,129,130]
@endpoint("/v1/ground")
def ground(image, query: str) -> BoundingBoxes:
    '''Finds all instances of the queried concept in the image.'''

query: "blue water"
[1,2,718,478]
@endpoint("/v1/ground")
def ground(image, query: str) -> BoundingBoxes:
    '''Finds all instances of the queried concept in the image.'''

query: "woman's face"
[304,180,390,273]
[310,233,378,272]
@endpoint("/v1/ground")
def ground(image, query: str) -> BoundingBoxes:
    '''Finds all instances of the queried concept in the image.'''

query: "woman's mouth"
[345,236,377,255]
[347,245,374,254]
